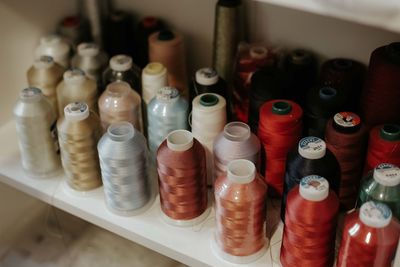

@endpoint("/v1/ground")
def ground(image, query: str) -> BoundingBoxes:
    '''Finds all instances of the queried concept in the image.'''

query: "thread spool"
[149,30,188,98]
[213,0,244,82]
[98,122,151,215]
[136,17,164,68]
[27,55,64,116]
[71,42,108,82]
[147,87,188,160]
[14,87,60,178]
[305,85,347,138]
[213,159,267,263]
[57,102,102,191]
[319,58,366,111]
[157,130,209,226]
[325,112,368,210]
[280,175,339,267]
[213,122,261,181]
[58,15,90,47]
[56,68,98,116]
[394,238,400,267]
[361,42,400,127]
[282,136,340,221]
[192,93,227,185]
[258,100,303,196]
[364,124,400,174]
[248,66,285,133]
[358,163,400,220]
[232,43,275,122]
[142,62,168,105]
[98,81,142,133]
[35,35,71,68]
[283,49,317,107]
[104,10,135,57]
[337,201,400,267]
[102,54,141,94]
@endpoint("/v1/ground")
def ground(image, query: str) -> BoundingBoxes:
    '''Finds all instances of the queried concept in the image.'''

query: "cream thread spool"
[35,34,71,68]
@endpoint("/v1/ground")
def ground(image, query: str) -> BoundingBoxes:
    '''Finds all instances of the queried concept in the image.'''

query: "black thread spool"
[248,66,285,133]
[281,136,341,221]
[135,17,164,68]
[283,49,317,107]
[319,58,366,112]
[103,10,135,57]
[305,86,347,138]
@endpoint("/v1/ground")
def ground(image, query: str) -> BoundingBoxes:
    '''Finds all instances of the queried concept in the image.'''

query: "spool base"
[62,180,102,197]
[23,166,63,180]
[105,191,156,217]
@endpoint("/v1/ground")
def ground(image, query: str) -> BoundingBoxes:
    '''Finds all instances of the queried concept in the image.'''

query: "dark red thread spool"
[157,130,209,226]
[364,124,400,175]
[361,43,400,127]
[258,100,303,196]
[325,112,368,210]
[280,175,339,267]
[337,201,400,267]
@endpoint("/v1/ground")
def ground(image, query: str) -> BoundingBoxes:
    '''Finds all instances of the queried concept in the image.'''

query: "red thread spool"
[361,43,400,127]
[325,112,368,210]
[213,159,267,263]
[280,175,339,267]
[337,201,400,267]
[364,124,400,174]
[157,130,209,226]
[258,100,303,196]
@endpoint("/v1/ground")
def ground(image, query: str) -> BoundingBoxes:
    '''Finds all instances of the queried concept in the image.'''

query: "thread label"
[299,137,324,152]
[374,163,400,185]
[334,112,360,128]
[300,175,327,191]
[361,202,391,221]
[157,87,179,101]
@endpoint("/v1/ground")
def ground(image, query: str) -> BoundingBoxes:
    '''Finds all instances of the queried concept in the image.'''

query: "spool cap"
[77,42,100,57]
[299,175,329,201]
[298,137,326,159]
[249,46,268,60]
[33,55,55,69]
[64,102,89,121]
[359,201,392,228]
[158,30,174,41]
[40,35,62,45]
[319,87,337,101]
[333,58,353,70]
[271,101,292,115]
[223,122,251,141]
[20,87,43,102]
[167,130,194,151]
[373,163,400,187]
[110,55,132,72]
[290,49,311,65]
[227,159,256,184]
[107,122,135,142]
[199,94,219,106]
[333,112,361,133]
[156,87,179,101]
[380,124,400,141]
[63,68,85,83]
[143,62,167,77]
[195,68,219,86]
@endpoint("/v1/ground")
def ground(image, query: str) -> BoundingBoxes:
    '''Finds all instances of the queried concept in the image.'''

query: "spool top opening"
[78,42,100,57]
[290,49,312,65]
[272,101,292,115]
[385,42,400,64]
[227,159,256,184]
[380,124,400,141]
[249,46,268,60]
[298,136,326,159]
[142,16,158,28]
[158,30,174,41]
[143,62,166,76]
[299,175,329,201]
[20,87,43,103]
[319,87,337,101]
[223,122,251,141]
[64,102,89,121]
[34,55,54,69]
[107,122,135,142]
[195,68,218,86]
[333,112,361,133]
[199,94,219,106]
[332,58,353,70]
[63,68,85,84]
[110,55,132,72]
[359,201,392,228]
[110,10,128,21]
[167,130,194,151]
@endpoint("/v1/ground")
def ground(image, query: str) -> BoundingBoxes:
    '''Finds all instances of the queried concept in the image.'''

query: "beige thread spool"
[56,68,98,116]
[98,81,143,132]
[57,102,102,191]
[35,34,71,68]
[27,56,65,117]
[149,30,188,99]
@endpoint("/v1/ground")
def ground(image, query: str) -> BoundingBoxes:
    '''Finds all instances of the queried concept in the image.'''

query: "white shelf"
[255,0,400,33]
[0,120,283,267]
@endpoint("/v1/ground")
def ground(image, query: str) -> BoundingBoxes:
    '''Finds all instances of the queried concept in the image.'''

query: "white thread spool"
[35,34,71,68]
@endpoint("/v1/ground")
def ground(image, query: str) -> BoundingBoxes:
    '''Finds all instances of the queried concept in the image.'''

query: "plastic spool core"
[167,130,194,151]
[63,68,85,84]
[78,43,99,57]
[107,122,135,142]
[290,49,311,65]
[373,163,400,187]
[64,102,89,121]
[110,55,132,72]
[20,87,43,102]
[333,59,352,70]
[359,201,392,228]
[195,68,219,86]
[158,30,174,41]
[298,136,326,159]
[319,87,337,101]
[272,101,292,115]
[34,55,54,69]
[223,122,251,141]
[386,42,400,64]
[157,87,179,101]
[299,175,329,201]
[144,62,165,76]
[227,159,256,184]
[333,112,361,133]
[249,46,268,60]
[200,94,219,107]
[380,124,400,141]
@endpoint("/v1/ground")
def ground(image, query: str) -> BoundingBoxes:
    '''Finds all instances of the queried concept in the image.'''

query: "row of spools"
[14,18,400,267]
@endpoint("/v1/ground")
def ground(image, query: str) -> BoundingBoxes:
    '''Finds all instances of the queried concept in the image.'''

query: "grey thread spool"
[14,87,61,178]
[98,122,150,215]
